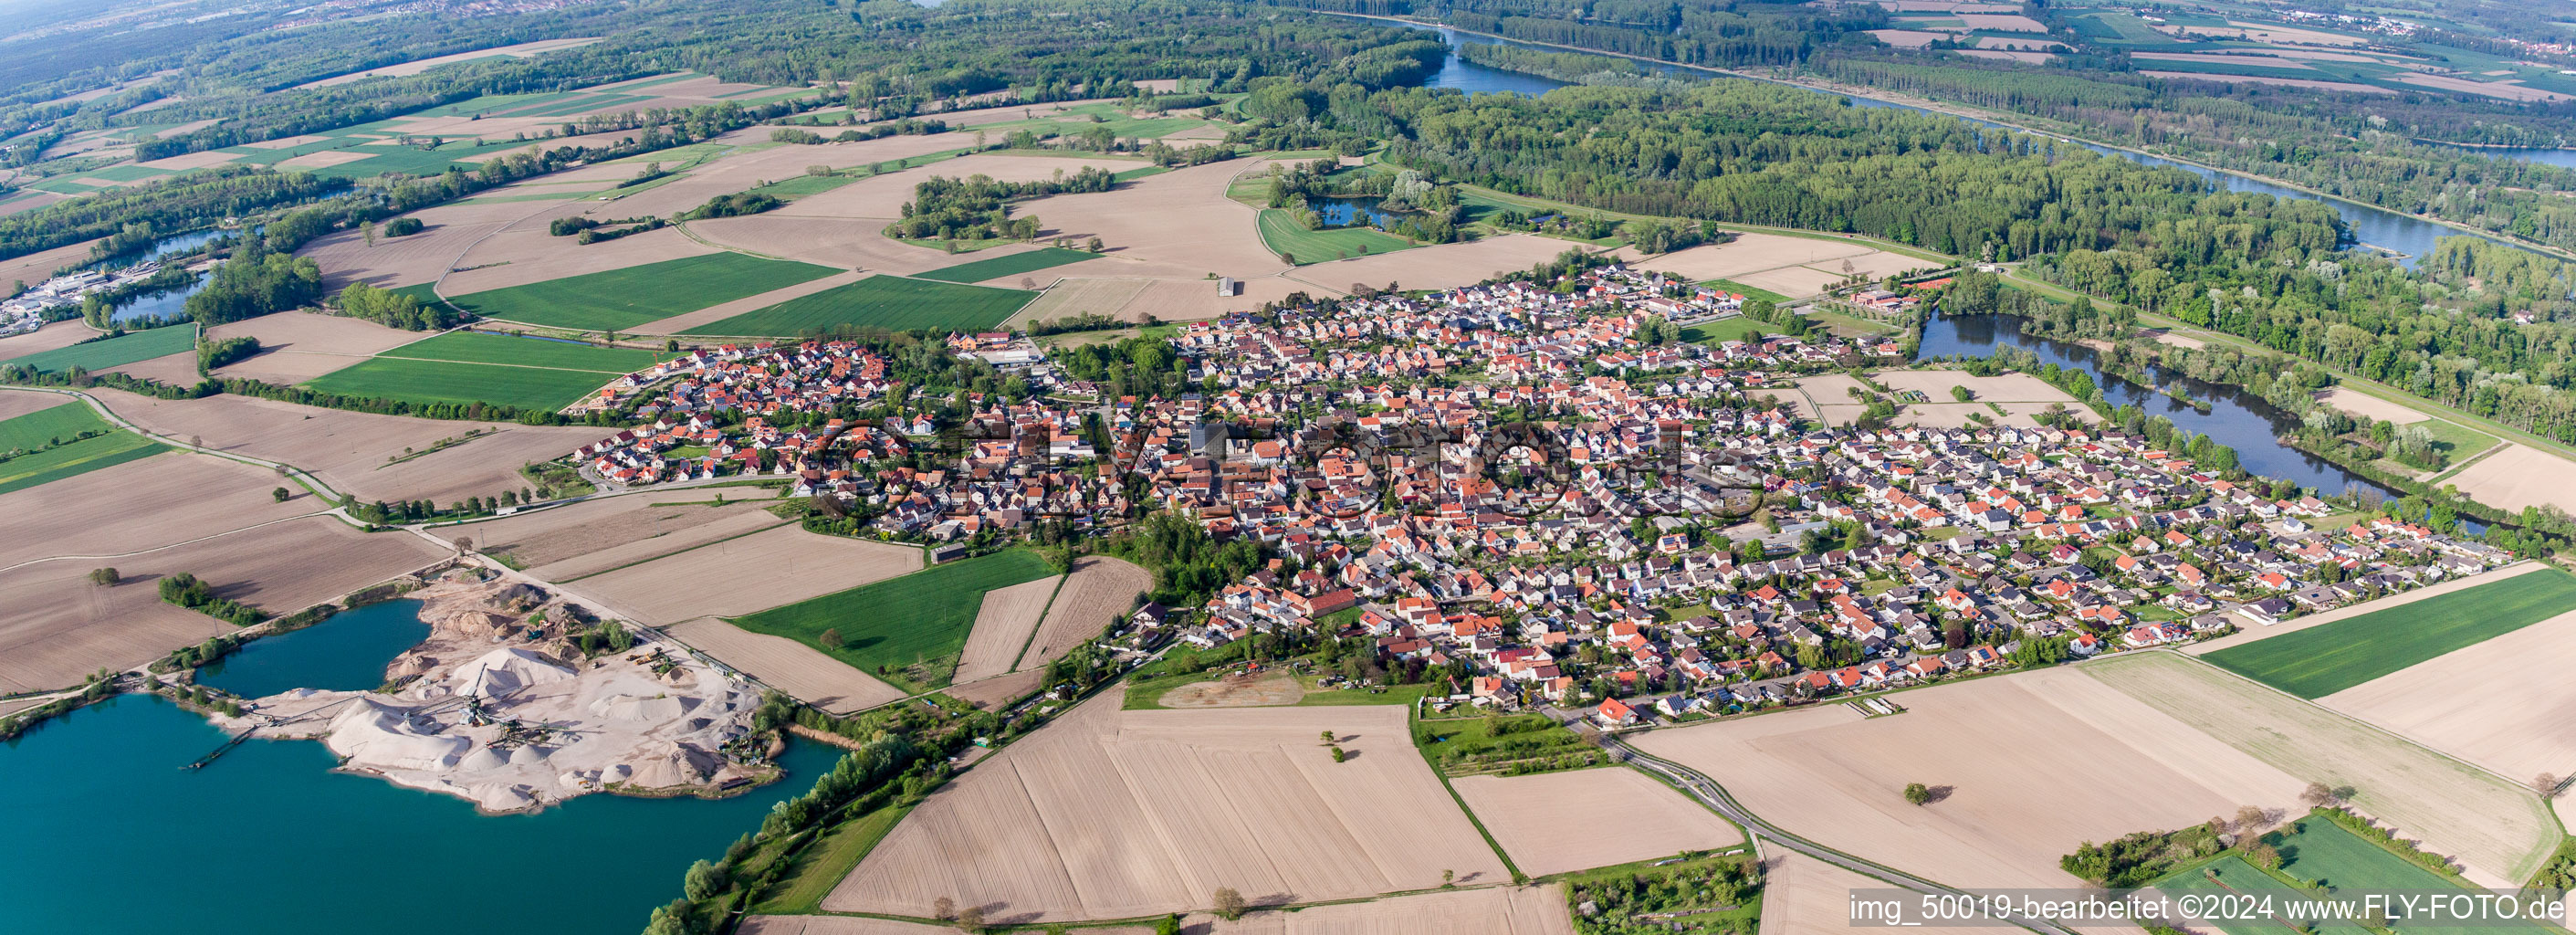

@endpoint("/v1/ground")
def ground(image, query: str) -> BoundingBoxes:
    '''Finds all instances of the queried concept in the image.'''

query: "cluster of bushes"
[334,282,458,331]
[0,670,117,741]
[383,217,424,237]
[1568,856,1762,935]
[577,218,667,244]
[197,336,260,373]
[2308,808,2467,880]
[890,166,1116,241]
[683,193,779,221]
[159,573,267,625]
[2061,824,2221,888]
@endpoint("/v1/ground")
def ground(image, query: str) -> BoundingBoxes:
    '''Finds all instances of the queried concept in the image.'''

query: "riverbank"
[214,572,780,814]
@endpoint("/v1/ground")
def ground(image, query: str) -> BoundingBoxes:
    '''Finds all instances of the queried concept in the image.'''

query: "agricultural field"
[1014,556,1151,672]
[84,386,600,504]
[458,498,783,579]
[0,399,168,495]
[2201,566,2576,698]
[378,331,678,373]
[2184,562,2541,657]
[950,574,1063,685]
[444,252,841,331]
[0,420,323,572]
[0,324,195,373]
[2442,444,2576,520]
[572,523,922,626]
[1255,209,1414,265]
[1678,317,1774,345]
[1284,235,1582,294]
[914,247,1102,285]
[301,356,621,411]
[199,311,423,384]
[1634,664,2308,892]
[2318,605,2576,793]
[729,549,1058,690]
[1452,768,1744,877]
[2084,652,2557,886]
[684,275,1034,336]
[666,618,907,715]
[0,514,442,693]
[825,695,1508,922]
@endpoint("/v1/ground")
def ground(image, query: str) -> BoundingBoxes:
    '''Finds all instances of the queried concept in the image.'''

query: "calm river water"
[0,602,836,935]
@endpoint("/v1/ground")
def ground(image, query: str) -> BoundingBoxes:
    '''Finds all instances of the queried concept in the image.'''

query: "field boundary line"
[553,517,801,583]
[1004,572,1074,672]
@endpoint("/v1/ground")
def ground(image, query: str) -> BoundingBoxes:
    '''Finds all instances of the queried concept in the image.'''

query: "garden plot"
[2085,652,2557,886]
[1284,235,1575,294]
[1453,768,1744,877]
[0,515,442,693]
[86,386,599,504]
[572,524,921,625]
[827,696,1506,923]
[2319,607,2576,788]
[1633,665,2308,893]
[666,617,906,714]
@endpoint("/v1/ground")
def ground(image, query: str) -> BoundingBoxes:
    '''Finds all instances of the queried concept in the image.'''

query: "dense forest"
[0,168,345,265]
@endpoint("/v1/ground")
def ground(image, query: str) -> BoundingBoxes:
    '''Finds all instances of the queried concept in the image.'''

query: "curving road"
[1597,730,2086,935]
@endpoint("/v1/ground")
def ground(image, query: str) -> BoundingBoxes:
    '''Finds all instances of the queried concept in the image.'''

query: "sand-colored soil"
[1453,768,1744,877]
[204,311,421,383]
[136,150,242,171]
[88,386,601,504]
[1285,235,1576,294]
[1956,13,2046,30]
[2396,74,2567,102]
[1958,49,2057,63]
[1018,556,1149,671]
[953,574,1063,684]
[1011,161,1288,279]
[0,514,442,692]
[668,617,907,713]
[633,269,866,333]
[277,150,381,170]
[1205,885,1577,935]
[2137,72,2395,93]
[2441,444,2576,517]
[2134,51,2317,69]
[2183,562,2542,656]
[294,37,604,89]
[2313,388,2425,424]
[2319,607,2576,785]
[441,225,714,296]
[1639,234,1877,281]
[0,442,322,571]
[455,497,781,579]
[779,153,1147,219]
[1875,371,2071,403]
[0,320,97,361]
[1869,29,1945,47]
[1634,665,2309,892]
[298,200,545,289]
[1159,673,1307,709]
[0,191,68,217]
[1734,265,1848,298]
[0,239,108,294]
[2086,652,2556,886]
[572,524,921,625]
[103,351,201,383]
[829,695,1506,923]
[1760,851,2019,935]
[685,216,954,274]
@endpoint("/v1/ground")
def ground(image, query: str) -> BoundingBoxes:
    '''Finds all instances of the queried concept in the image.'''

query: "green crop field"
[0,401,112,451]
[1699,278,1788,304]
[444,253,841,331]
[380,331,677,373]
[1254,209,1413,265]
[1679,317,1775,345]
[914,247,1101,284]
[2204,567,2576,698]
[2149,853,2370,935]
[0,430,168,495]
[730,549,1056,689]
[0,325,196,373]
[685,275,1033,335]
[303,357,616,410]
